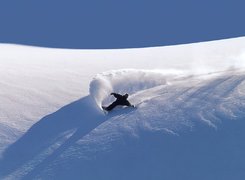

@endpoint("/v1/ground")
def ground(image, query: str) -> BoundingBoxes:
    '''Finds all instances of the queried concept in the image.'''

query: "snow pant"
[106,101,131,111]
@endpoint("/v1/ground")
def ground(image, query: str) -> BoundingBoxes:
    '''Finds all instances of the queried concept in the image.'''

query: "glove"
[110,93,114,95]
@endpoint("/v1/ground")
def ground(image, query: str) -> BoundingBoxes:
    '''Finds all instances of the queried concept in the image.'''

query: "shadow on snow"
[0,96,106,178]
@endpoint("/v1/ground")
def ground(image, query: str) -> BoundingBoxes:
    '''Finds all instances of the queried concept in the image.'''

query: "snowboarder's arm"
[110,93,122,98]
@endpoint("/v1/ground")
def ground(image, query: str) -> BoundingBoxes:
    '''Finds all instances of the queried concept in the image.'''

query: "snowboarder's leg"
[124,100,134,107]
[105,102,118,111]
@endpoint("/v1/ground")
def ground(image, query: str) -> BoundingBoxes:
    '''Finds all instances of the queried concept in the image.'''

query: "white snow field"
[0,37,245,180]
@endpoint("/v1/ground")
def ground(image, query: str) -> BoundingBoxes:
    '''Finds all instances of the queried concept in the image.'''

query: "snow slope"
[0,37,245,179]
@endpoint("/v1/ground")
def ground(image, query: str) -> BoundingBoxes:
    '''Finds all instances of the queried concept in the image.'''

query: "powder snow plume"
[89,69,185,109]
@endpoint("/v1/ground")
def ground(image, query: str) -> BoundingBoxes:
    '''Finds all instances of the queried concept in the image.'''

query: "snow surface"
[0,38,245,179]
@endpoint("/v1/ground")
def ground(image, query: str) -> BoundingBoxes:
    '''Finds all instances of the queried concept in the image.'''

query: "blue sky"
[0,0,244,49]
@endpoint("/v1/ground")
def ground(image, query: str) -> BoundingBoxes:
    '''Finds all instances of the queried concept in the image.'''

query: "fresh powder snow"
[0,37,245,179]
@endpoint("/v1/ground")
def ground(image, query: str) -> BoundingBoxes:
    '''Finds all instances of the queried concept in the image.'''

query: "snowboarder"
[102,93,134,111]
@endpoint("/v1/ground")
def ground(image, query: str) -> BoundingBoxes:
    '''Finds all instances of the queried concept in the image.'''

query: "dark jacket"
[111,93,131,106]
